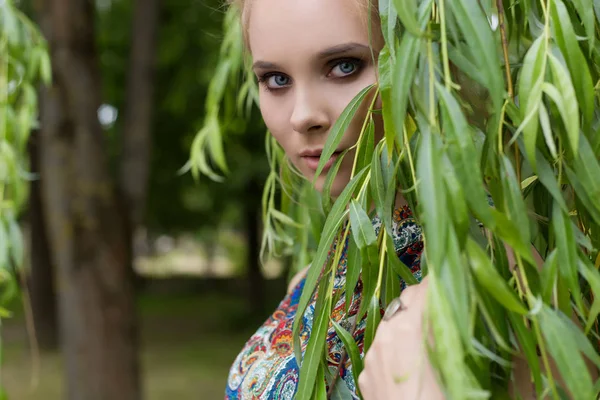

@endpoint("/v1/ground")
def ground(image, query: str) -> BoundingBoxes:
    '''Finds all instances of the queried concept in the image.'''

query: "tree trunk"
[27,130,58,350]
[120,0,159,227]
[245,179,265,315]
[35,1,141,399]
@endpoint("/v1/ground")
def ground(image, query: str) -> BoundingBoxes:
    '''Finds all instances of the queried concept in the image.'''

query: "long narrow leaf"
[314,85,374,179]
[293,168,368,364]
[467,239,529,315]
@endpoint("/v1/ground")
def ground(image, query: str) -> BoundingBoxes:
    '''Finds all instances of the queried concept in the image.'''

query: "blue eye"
[339,62,356,74]
[329,59,362,78]
[272,75,289,86]
[260,74,290,90]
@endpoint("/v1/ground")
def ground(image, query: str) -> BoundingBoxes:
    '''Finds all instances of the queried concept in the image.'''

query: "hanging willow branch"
[191,0,600,398]
[0,2,50,312]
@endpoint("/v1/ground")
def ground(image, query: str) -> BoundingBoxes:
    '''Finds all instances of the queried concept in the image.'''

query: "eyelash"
[257,57,365,92]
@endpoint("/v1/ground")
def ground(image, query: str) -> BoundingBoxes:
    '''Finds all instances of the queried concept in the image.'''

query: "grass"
[1,283,284,400]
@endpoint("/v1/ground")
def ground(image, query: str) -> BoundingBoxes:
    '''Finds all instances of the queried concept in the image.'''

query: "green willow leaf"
[574,135,600,205]
[6,215,23,267]
[383,260,401,308]
[507,312,543,395]
[538,102,558,159]
[436,84,493,225]
[517,35,546,170]
[552,205,584,313]
[392,0,422,36]
[0,222,7,270]
[490,209,535,265]
[550,0,595,128]
[379,0,396,56]
[345,235,362,312]
[382,157,400,238]
[556,305,600,369]
[542,63,579,157]
[354,117,375,174]
[270,209,302,228]
[364,294,381,354]
[370,141,396,238]
[386,1,398,59]
[389,0,432,146]
[331,320,364,388]
[417,130,447,270]
[312,363,327,400]
[564,165,600,225]
[467,239,528,315]
[447,43,487,88]
[540,249,558,303]
[349,199,377,249]
[447,0,504,111]
[370,142,387,222]
[297,283,332,400]
[293,168,368,364]
[442,158,469,245]
[440,233,471,348]
[428,275,470,399]
[358,244,381,321]
[579,257,600,333]
[378,46,397,156]
[570,0,595,54]
[322,148,350,214]
[500,156,530,243]
[390,34,419,148]
[386,234,419,286]
[540,306,594,399]
[473,279,513,352]
[38,49,52,85]
[314,85,374,179]
[534,147,568,213]
[329,379,355,400]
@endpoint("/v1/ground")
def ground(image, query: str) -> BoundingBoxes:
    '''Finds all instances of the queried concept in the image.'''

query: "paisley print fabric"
[225,206,423,399]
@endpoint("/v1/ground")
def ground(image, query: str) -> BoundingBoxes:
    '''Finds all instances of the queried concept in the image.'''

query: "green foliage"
[97,0,269,235]
[0,3,48,397]
[0,0,49,313]
[193,0,600,398]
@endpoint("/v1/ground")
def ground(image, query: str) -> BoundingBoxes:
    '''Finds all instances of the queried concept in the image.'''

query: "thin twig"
[326,226,353,398]
[496,0,522,181]
[20,273,40,391]
[496,0,513,99]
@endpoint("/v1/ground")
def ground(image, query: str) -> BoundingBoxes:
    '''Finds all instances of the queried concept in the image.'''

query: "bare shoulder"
[287,265,310,294]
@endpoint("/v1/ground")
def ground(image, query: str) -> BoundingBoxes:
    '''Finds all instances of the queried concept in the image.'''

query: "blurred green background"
[4,1,289,398]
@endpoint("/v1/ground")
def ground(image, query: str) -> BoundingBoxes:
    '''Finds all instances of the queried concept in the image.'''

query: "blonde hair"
[228,0,381,49]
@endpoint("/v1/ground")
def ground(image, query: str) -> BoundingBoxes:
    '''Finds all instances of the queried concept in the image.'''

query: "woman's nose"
[290,88,330,134]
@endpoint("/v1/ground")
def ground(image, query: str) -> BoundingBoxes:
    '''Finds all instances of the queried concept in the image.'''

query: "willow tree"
[0,0,50,395]
[192,1,600,398]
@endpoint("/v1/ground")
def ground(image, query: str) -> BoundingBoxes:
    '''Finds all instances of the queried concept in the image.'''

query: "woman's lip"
[302,151,341,172]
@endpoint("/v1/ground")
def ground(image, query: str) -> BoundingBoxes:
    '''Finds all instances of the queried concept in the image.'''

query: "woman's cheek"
[261,98,285,139]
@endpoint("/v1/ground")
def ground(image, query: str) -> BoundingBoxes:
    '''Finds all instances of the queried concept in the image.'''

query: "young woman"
[224,1,436,398]
[223,0,584,399]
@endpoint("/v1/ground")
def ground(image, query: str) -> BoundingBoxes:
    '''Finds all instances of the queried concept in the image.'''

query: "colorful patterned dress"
[225,206,423,399]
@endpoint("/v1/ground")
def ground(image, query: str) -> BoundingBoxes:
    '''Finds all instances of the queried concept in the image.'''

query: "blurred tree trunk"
[27,130,58,350]
[245,178,265,315]
[35,1,141,399]
[120,0,159,228]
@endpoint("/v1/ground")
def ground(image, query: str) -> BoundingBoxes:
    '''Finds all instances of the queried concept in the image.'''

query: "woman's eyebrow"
[316,42,369,58]
[252,61,282,70]
[252,43,369,70]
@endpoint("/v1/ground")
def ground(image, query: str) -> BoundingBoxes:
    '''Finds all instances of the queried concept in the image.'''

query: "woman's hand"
[357,276,445,400]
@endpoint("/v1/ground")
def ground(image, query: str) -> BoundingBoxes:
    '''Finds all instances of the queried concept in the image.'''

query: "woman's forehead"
[248,0,369,60]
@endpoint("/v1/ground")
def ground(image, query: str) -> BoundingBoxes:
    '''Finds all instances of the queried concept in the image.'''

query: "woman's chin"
[313,174,348,199]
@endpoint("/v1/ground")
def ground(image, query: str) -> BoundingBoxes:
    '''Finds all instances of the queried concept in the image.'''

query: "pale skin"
[247,0,595,398]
